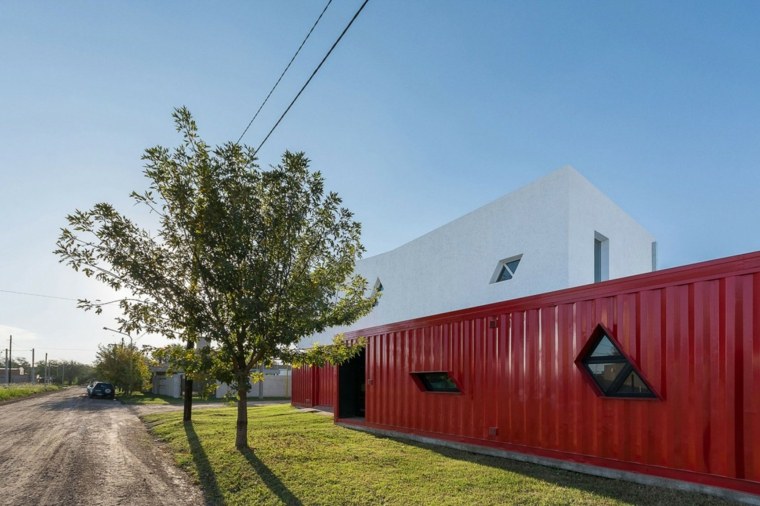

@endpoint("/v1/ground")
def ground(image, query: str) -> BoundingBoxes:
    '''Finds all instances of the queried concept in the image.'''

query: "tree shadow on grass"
[240,448,303,506]
[184,422,225,506]
[372,435,733,506]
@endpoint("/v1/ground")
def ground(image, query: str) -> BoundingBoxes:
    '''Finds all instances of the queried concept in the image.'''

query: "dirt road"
[0,389,203,506]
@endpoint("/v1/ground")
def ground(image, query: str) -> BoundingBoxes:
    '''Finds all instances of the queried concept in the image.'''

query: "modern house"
[300,166,656,348]
[292,168,760,501]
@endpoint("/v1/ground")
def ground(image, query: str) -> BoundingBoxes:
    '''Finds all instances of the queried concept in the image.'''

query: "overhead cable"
[237,0,334,144]
[0,289,79,302]
[255,0,371,154]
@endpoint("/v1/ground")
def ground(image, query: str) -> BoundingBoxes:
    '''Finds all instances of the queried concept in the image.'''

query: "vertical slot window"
[594,232,609,283]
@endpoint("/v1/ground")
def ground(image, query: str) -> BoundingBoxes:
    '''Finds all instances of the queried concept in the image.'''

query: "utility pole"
[8,335,12,384]
[103,326,143,397]
[129,337,133,396]
[44,353,48,385]
[31,348,35,383]
[4,348,8,384]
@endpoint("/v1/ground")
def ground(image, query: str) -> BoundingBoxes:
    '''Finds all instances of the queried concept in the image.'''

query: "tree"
[55,108,375,449]
[61,360,95,385]
[153,343,220,400]
[11,356,30,369]
[94,343,150,395]
[45,360,95,385]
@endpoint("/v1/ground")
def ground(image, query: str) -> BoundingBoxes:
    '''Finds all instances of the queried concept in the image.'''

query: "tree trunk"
[183,377,193,422]
[183,339,195,422]
[235,381,249,449]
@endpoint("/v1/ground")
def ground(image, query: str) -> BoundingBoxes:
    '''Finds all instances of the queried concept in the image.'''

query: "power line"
[0,289,79,302]
[254,0,371,154]
[34,348,97,352]
[237,0,334,144]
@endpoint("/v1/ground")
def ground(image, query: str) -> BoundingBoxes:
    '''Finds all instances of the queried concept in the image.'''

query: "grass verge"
[144,404,732,506]
[0,383,61,402]
[122,391,237,405]
[121,391,290,405]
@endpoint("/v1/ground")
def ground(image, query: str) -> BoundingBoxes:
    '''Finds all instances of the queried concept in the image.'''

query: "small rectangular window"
[411,371,461,393]
[594,232,609,283]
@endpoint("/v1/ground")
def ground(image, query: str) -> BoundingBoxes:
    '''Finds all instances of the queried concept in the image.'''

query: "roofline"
[344,249,760,338]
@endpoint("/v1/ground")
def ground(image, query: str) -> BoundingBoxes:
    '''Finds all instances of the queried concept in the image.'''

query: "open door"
[338,348,365,419]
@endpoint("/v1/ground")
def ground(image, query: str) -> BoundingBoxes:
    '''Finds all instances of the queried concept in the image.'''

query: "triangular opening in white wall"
[372,278,383,307]
[491,255,522,284]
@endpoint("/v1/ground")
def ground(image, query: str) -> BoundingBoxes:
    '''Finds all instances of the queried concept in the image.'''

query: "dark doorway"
[338,348,365,419]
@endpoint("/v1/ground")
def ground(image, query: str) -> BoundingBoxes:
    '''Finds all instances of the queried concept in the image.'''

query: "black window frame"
[410,371,461,394]
[577,325,657,399]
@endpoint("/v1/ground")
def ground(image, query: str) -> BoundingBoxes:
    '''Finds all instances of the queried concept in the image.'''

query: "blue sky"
[1,1,759,364]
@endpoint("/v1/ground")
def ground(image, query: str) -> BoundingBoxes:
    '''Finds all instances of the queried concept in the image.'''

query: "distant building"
[150,364,292,399]
[2,367,28,384]
[150,364,183,398]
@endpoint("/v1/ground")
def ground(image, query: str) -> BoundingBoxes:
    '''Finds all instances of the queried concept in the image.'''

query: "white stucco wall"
[566,174,655,286]
[215,371,292,399]
[299,166,654,347]
[152,371,182,398]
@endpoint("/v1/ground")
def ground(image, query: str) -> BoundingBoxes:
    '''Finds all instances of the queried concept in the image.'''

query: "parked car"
[89,382,115,400]
[86,379,99,396]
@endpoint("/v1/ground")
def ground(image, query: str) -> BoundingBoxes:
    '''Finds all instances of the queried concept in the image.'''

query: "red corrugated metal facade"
[291,365,314,407]
[293,252,760,494]
[292,364,336,410]
[295,251,760,496]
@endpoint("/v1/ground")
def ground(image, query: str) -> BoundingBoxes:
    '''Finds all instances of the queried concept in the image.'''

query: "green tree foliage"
[46,360,95,385]
[55,108,375,449]
[11,356,31,370]
[153,343,220,400]
[94,342,150,395]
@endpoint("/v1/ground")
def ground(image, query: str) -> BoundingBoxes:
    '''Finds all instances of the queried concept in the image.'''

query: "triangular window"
[589,336,622,358]
[577,325,656,398]
[492,255,522,284]
[372,278,383,307]
[615,371,651,396]
[496,265,513,281]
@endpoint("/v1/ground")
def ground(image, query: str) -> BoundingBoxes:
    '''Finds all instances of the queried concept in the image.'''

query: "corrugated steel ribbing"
[292,364,336,409]
[343,251,760,496]
[291,365,315,407]
[314,364,337,409]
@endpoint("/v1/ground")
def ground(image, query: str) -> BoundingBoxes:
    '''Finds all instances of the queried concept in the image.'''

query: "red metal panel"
[336,250,760,497]
[315,364,337,409]
[290,364,336,409]
[291,365,314,408]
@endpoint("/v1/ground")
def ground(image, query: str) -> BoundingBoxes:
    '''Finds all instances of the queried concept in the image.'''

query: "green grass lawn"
[121,391,228,406]
[122,391,289,405]
[144,405,733,506]
[0,383,61,402]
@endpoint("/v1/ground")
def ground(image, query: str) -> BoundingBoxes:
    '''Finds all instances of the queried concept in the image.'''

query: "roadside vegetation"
[0,384,61,402]
[94,341,151,395]
[145,404,731,506]
[121,391,290,406]
[121,392,230,406]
